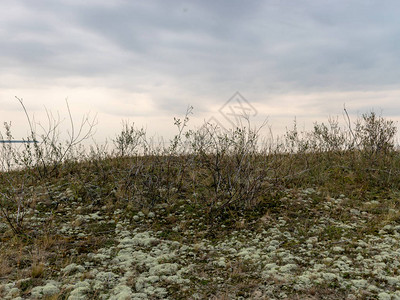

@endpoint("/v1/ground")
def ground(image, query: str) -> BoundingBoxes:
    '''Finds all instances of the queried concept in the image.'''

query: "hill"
[1,111,400,299]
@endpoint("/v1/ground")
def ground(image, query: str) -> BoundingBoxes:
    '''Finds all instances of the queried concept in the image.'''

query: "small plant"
[113,121,146,157]
[0,174,29,236]
[169,105,193,154]
[311,116,351,152]
[0,122,16,172]
[189,116,272,221]
[354,111,397,155]
[31,262,45,278]
[15,96,97,179]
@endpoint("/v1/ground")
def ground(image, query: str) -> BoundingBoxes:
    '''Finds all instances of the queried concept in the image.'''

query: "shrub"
[354,111,397,155]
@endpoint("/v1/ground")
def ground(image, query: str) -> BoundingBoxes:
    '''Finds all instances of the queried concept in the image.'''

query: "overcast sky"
[1,0,400,143]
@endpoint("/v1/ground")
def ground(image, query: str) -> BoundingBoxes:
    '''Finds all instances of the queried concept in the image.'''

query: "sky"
[1,0,400,146]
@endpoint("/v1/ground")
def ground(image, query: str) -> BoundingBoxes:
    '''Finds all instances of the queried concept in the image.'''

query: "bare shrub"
[15,96,97,179]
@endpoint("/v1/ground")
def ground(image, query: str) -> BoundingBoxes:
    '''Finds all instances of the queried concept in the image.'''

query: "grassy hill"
[1,110,400,299]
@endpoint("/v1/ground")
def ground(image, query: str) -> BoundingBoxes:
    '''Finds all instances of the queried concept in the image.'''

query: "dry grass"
[0,256,13,279]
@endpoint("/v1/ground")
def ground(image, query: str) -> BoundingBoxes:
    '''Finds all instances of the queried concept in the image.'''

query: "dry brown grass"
[0,256,13,279]
[31,263,45,278]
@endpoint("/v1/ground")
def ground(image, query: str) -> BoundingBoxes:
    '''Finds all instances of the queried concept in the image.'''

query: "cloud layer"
[1,0,400,140]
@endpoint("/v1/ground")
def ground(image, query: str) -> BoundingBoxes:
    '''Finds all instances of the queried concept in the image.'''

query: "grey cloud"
[2,0,400,116]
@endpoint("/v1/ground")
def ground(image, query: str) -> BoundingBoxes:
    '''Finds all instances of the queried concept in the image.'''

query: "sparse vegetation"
[1,101,400,299]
